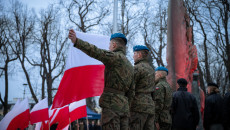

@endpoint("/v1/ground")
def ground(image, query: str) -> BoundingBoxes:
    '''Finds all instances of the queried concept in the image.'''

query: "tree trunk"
[121,0,125,34]
[41,73,45,99]
[197,62,206,95]
[20,58,38,103]
[3,63,8,115]
[223,0,230,86]
[47,73,53,106]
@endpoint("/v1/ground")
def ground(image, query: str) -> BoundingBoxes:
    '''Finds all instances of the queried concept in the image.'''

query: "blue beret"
[110,33,127,44]
[133,45,150,52]
[155,66,168,74]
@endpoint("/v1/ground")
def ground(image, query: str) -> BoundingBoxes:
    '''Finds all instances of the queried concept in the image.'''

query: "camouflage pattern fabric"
[129,112,155,130]
[154,77,173,128]
[74,39,134,129]
[155,122,171,130]
[129,58,155,130]
[130,59,155,114]
[102,108,129,130]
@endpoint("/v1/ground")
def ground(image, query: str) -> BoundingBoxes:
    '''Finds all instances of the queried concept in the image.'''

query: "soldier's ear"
[138,52,142,58]
[113,42,117,48]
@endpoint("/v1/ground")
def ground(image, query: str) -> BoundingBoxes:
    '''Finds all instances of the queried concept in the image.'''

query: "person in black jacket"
[223,90,230,130]
[203,83,224,130]
[171,78,200,130]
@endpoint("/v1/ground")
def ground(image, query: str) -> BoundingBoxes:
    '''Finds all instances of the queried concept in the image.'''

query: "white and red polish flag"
[52,31,109,109]
[11,99,21,111]
[56,106,70,130]
[62,125,70,130]
[69,99,87,122]
[35,122,42,130]
[40,105,70,130]
[35,99,86,130]
[38,106,58,130]
[30,98,49,124]
[35,106,58,130]
[0,98,30,130]
[49,105,70,130]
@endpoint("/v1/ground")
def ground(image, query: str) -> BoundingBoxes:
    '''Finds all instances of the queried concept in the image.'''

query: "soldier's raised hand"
[68,29,77,44]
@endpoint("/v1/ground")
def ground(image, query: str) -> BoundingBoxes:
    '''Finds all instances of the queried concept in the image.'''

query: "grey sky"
[20,0,56,12]
[0,0,57,102]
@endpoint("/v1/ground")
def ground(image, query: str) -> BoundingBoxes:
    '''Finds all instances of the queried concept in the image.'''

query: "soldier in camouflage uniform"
[154,67,173,130]
[69,30,135,130]
[130,45,155,130]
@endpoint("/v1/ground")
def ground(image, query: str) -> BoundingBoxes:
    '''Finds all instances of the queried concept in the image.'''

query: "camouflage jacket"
[130,58,155,114]
[154,77,172,124]
[74,39,135,115]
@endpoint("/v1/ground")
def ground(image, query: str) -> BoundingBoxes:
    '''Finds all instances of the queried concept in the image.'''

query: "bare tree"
[184,0,230,94]
[0,14,17,115]
[204,0,230,93]
[7,1,38,103]
[27,5,68,105]
[120,0,141,39]
[61,0,109,32]
[140,0,168,67]
[185,0,212,84]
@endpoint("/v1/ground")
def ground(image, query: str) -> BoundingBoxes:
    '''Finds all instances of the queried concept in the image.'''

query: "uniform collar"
[134,58,148,65]
[113,46,126,55]
[156,77,167,84]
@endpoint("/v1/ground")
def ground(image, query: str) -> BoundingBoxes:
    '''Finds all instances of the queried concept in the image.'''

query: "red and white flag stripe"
[30,98,49,124]
[0,98,30,130]
[50,105,69,130]
[52,31,109,109]
[35,99,87,130]
[69,99,87,122]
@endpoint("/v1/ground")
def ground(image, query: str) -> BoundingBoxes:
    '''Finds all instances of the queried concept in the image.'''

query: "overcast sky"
[0,0,59,102]
[0,0,156,102]
[21,0,56,12]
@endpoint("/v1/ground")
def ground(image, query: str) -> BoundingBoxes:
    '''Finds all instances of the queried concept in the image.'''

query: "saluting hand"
[68,29,77,44]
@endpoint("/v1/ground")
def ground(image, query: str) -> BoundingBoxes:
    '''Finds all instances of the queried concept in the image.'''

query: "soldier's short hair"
[111,38,126,48]
[140,50,149,58]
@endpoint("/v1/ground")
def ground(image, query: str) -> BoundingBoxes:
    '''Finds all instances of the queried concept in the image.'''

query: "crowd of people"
[72,120,101,130]
[68,31,230,130]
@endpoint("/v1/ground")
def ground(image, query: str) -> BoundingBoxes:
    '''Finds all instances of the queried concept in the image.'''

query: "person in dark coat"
[203,83,224,130]
[223,90,230,130]
[89,120,96,130]
[95,120,102,130]
[171,78,200,130]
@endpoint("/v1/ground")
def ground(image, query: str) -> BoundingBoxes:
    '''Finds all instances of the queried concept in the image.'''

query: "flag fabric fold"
[49,105,69,130]
[52,31,109,109]
[0,98,30,130]
[30,98,49,124]
[69,99,87,122]
[35,122,42,130]
[56,106,70,130]
[37,99,86,130]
